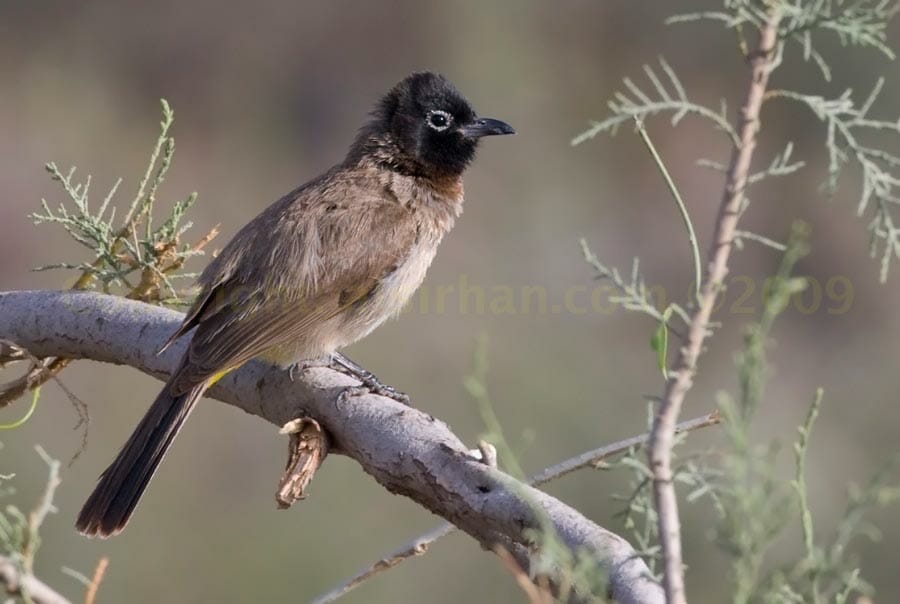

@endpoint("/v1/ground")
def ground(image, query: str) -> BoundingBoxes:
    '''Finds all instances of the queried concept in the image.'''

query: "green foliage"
[603,404,716,580]
[606,437,662,576]
[571,57,738,147]
[30,99,210,303]
[771,82,900,282]
[0,387,40,431]
[649,307,672,381]
[465,333,527,479]
[671,1,897,81]
[603,225,899,602]
[710,346,899,602]
[709,225,811,602]
[735,222,810,421]
[633,118,702,300]
[580,245,691,331]
[464,335,610,601]
[698,142,806,192]
[579,1,900,282]
[0,446,63,603]
[573,6,900,595]
[0,101,215,601]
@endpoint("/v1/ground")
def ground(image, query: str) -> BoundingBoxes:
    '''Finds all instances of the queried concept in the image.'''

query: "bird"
[75,71,515,537]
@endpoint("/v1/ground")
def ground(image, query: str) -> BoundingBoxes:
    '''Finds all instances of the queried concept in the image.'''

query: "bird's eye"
[426,110,452,131]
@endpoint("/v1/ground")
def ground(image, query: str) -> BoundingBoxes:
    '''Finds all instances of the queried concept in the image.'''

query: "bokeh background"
[2,1,899,602]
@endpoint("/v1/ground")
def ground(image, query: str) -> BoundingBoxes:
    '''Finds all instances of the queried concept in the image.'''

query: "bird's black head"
[352,72,514,178]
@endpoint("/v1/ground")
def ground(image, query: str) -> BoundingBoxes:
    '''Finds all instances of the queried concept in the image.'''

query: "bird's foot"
[360,379,412,405]
[329,352,411,405]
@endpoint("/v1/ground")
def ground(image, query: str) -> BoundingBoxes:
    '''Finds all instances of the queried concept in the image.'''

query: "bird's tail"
[76,379,208,537]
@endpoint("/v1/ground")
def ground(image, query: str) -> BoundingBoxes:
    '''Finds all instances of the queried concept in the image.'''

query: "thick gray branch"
[0,290,663,604]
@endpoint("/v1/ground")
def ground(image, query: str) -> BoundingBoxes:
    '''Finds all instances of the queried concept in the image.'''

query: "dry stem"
[84,557,109,604]
[276,418,330,508]
[646,10,783,603]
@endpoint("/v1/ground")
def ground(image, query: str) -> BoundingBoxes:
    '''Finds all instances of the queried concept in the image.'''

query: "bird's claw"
[328,353,411,405]
[336,381,411,408]
[362,380,411,405]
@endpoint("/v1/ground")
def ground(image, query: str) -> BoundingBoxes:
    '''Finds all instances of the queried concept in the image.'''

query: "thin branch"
[309,524,453,604]
[647,9,784,604]
[0,290,665,604]
[1,448,64,604]
[571,57,740,147]
[124,99,174,225]
[793,388,824,599]
[580,245,690,337]
[84,557,109,604]
[314,411,720,604]
[633,117,703,299]
[22,447,61,575]
[531,411,720,485]
[0,556,70,604]
[767,80,900,282]
[0,386,40,430]
[733,229,788,252]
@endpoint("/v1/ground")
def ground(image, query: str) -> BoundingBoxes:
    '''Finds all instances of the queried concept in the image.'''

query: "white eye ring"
[426,109,453,131]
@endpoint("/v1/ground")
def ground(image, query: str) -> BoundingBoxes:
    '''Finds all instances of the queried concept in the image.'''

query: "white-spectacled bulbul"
[76,71,515,537]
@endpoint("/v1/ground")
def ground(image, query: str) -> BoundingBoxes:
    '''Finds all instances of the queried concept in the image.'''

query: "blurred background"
[1,1,899,602]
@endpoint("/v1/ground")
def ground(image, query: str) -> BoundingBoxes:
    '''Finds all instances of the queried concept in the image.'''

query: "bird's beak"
[460,117,516,139]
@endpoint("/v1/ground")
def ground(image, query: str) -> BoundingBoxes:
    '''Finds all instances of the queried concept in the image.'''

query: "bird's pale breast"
[267,173,462,366]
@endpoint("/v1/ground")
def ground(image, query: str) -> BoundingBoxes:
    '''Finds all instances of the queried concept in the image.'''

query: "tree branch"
[647,10,783,604]
[0,555,71,604]
[315,410,720,604]
[0,290,664,604]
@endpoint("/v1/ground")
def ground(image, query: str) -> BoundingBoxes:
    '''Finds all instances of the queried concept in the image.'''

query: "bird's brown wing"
[167,188,418,395]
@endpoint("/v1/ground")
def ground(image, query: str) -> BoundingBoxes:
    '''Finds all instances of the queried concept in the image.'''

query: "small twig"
[0,350,55,409]
[0,340,27,365]
[0,342,89,464]
[733,229,788,252]
[84,557,109,604]
[124,99,174,226]
[571,57,740,147]
[647,10,783,604]
[531,410,720,485]
[477,440,498,469]
[276,418,329,508]
[311,411,720,604]
[22,447,61,574]
[309,524,452,604]
[633,117,703,299]
[0,386,40,430]
[794,388,824,599]
[580,244,690,339]
[0,556,70,604]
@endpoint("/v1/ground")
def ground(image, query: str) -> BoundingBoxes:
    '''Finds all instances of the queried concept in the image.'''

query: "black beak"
[460,117,516,139]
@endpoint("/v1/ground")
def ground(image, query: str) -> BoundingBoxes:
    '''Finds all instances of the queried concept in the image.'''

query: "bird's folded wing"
[167,195,418,394]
